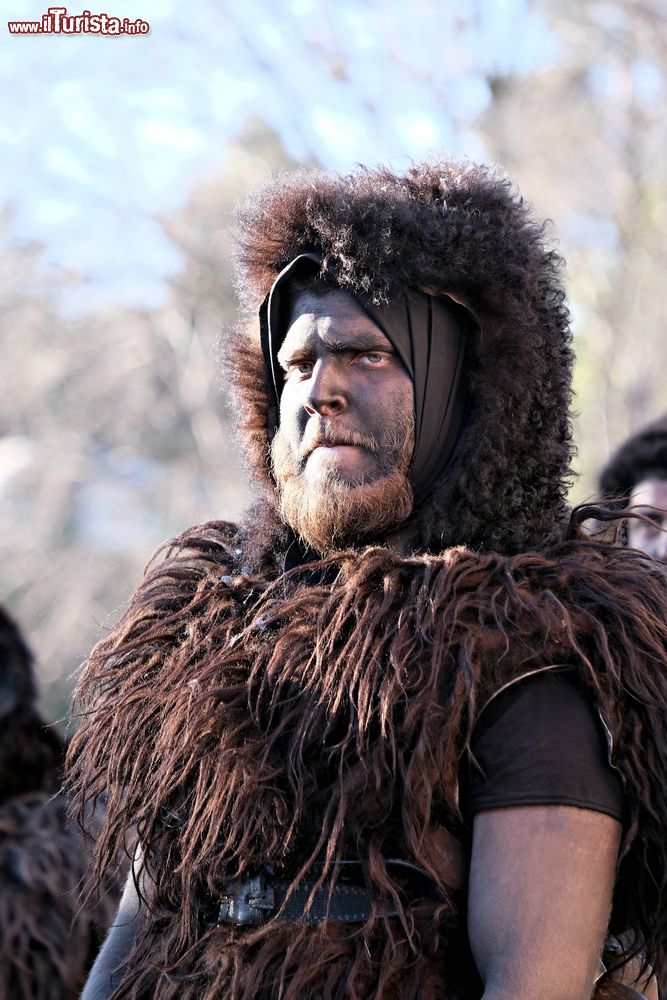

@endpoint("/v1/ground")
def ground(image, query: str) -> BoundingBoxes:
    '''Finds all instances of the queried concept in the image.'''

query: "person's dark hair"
[599,413,667,505]
[0,606,63,803]
[0,604,36,716]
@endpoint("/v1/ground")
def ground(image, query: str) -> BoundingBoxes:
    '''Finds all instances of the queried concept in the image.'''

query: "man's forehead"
[288,286,378,325]
[278,288,392,355]
[631,476,667,509]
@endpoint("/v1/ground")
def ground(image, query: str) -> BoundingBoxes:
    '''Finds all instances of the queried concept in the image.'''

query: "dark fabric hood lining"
[260,253,470,502]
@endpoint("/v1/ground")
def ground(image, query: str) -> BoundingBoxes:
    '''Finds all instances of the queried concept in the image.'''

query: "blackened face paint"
[260,253,471,504]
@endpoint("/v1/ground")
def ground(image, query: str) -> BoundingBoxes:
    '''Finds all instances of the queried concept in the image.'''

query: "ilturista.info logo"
[8,7,150,34]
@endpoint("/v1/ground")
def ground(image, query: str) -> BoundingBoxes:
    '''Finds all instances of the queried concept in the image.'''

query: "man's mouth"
[300,429,379,461]
[312,440,360,451]
[300,442,377,483]
[311,443,361,455]
[304,440,361,460]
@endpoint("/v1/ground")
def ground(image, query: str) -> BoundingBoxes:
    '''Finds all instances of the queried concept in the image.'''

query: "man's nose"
[303,359,347,417]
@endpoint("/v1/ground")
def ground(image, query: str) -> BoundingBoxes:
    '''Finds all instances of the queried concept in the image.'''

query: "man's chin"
[276,468,414,554]
[304,445,378,485]
[301,463,376,491]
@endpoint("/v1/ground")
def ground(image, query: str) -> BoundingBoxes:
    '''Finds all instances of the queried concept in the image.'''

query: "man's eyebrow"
[278,330,392,363]
[322,330,392,350]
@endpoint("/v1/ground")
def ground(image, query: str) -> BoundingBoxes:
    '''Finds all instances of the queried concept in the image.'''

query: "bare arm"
[468,805,622,1000]
[82,848,148,1000]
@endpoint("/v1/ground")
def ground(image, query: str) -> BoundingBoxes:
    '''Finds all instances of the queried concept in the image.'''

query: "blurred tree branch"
[0,124,297,718]
[479,0,667,499]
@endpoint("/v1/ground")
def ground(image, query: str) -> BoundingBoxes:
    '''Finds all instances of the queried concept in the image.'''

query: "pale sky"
[1,0,558,311]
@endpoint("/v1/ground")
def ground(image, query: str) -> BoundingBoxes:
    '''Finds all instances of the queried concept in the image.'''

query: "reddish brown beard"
[270,413,415,553]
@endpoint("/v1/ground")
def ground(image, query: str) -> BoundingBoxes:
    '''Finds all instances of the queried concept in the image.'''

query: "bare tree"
[0,125,297,716]
[479,0,667,498]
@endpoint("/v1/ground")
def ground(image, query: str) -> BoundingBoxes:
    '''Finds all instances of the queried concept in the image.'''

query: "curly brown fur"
[67,518,667,998]
[0,607,119,998]
[229,160,574,559]
[600,413,667,503]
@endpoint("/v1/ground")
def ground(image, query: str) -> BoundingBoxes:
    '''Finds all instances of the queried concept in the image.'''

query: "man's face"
[270,287,415,552]
[627,476,667,561]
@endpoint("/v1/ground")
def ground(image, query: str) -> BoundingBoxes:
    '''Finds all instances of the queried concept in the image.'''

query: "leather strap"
[216,857,450,928]
[218,872,387,927]
[594,934,658,1000]
[594,982,648,999]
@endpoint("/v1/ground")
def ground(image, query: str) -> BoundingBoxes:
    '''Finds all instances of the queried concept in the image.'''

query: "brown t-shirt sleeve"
[460,669,626,823]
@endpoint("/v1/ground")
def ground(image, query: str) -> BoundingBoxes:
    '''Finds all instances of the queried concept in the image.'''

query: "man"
[70,161,667,999]
[0,605,117,998]
[600,413,667,561]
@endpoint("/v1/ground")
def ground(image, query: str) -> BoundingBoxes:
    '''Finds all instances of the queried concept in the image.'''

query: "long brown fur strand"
[68,519,667,998]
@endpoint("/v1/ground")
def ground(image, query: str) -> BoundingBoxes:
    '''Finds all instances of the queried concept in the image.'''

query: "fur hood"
[229,159,573,558]
[600,413,667,502]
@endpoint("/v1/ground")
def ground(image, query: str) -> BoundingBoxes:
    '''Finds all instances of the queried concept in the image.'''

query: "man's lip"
[308,442,363,455]
[301,443,369,466]
[314,442,357,448]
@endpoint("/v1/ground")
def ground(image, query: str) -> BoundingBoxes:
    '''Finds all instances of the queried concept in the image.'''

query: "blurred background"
[1,0,665,718]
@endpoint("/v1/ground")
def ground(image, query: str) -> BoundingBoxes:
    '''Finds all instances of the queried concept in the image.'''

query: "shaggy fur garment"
[0,607,118,999]
[68,520,667,999]
[68,161,667,998]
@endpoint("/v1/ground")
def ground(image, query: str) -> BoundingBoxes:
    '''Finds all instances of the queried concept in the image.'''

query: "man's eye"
[359,352,387,365]
[286,361,313,375]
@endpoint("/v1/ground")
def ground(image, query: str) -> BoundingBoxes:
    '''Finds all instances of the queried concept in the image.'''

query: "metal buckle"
[217,874,276,927]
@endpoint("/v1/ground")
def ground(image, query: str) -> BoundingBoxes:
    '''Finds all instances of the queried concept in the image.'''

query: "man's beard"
[270,410,415,554]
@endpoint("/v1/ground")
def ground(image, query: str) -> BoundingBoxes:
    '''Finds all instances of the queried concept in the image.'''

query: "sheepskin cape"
[0,607,118,999]
[68,161,667,998]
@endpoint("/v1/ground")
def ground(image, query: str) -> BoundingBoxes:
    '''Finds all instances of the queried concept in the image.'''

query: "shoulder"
[119,520,250,626]
[462,669,626,823]
[441,541,667,801]
[145,519,247,586]
[81,520,261,682]
[443,540,667,681]
[69,520,254,765]
[446,541,667,975]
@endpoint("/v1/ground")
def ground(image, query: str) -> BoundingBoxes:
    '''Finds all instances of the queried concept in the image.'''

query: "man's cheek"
[270,428,296,486]
[278,404,299,451]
